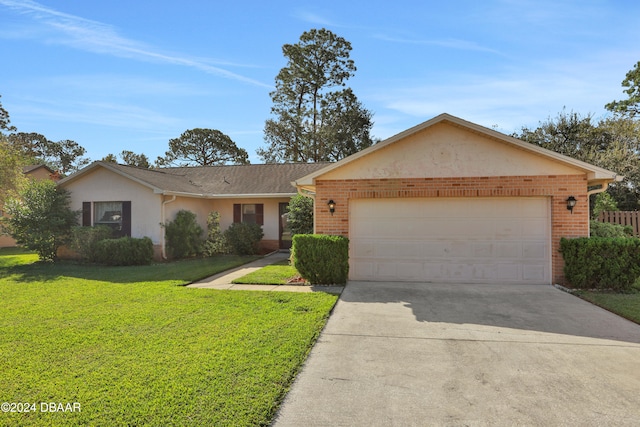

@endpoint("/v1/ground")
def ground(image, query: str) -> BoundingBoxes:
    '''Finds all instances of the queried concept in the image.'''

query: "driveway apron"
[273,281,640,426]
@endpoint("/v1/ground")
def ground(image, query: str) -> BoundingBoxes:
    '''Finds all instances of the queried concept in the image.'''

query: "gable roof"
[58,162,331,198]
[294,113,622,190]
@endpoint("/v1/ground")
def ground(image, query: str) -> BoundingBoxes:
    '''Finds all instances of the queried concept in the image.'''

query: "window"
[83,201,131,237]
[233,204,263,225]
[94,202,123,232]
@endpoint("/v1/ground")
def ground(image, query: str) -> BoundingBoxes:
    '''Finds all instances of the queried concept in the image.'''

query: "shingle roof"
[59,162,332,197]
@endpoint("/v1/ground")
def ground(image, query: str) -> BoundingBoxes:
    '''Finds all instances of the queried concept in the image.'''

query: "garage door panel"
[349,197,551,284]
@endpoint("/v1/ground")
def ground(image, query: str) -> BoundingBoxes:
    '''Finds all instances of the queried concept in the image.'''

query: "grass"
[0,250,338,426]
[575,291,640,324]
[232,258,304,285]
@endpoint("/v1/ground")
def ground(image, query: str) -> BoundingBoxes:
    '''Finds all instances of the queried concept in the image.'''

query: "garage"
[294,114,621,285]
[349,197,551,284]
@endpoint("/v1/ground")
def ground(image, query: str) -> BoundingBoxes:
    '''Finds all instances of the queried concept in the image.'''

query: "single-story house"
[1,164,60,248]
[59,113,620,285]
[294,113,621,285]
[57,162,329,258]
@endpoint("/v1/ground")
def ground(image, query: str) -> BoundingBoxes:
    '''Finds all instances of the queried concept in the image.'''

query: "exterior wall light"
[327,199,336,215]
[566,196,577,214]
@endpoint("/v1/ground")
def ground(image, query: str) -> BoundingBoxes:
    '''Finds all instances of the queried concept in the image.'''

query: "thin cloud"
[374,34,502,55]
[0,0,271,88]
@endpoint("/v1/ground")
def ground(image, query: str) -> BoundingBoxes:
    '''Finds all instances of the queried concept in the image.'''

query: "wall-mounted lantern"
[327,199,336,216]
[566,196,577,214]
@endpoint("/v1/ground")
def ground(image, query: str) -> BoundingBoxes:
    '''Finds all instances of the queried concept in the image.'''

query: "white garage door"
[349,197,551,284]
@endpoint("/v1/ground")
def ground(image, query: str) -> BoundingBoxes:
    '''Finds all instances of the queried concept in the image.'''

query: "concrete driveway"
[273,281,640,426]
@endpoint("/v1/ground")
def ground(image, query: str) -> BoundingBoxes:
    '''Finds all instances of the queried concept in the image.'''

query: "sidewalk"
[187,252,344,294]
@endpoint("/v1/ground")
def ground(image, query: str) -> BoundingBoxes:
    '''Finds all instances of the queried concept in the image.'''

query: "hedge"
[560,237,640,291]
[292,234,349,285]
[93,237,154,266]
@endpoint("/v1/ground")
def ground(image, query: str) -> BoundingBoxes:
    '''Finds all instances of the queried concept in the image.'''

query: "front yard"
[0,249,338,426]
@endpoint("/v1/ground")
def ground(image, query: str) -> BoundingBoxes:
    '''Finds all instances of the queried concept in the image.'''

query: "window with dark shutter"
[234,204,264,225]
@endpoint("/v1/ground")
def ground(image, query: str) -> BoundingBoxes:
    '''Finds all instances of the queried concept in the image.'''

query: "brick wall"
[314,175,589,285]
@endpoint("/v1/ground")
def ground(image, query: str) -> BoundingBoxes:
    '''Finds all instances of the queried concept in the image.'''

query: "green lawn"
[0,250,338,426]
[232,259,304,285]
[575,291,640,324]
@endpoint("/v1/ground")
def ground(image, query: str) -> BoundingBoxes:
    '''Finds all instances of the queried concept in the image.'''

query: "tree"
[45,139,90,175]
[7,133,89,175]
[0,95,17,132]
[606,61,640,117]
[514,110,640,210]
[259,28,375,163]
[158,128,249,166]
[101,153,118,163]
[3,180,79,261]
[121,150,151,168]
[287,194,314,235]
[0,139,27,201]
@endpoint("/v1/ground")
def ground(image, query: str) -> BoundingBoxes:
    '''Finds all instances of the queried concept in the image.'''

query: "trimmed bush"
[70,225,113,262]
[292,234,349,285]
[224,222,264,255]
[560,237,640,291]
[94,237,154,266]
[164,210,204,258]
[590,220,633,238]
[203,211,230,256]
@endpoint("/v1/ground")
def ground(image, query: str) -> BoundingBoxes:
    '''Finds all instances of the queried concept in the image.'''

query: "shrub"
[70,225,113,262]
[287,194,314,235]
[203,211,230,256]
[292,234,349,285]
[3,180,78,262]
[590,220,634,238]
[560,237,640,291]
[164,210,204,258]
[93,237,154,266]
[224,222,264,255]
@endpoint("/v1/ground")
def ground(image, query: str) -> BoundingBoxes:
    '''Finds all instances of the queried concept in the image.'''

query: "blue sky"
[1,0,639,164]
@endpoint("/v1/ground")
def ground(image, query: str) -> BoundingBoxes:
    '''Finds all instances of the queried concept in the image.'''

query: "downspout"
[161,195,177,259]
[586,179,614,237]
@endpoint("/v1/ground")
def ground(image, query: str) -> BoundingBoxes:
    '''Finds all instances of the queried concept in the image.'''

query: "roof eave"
[161,191,297,199]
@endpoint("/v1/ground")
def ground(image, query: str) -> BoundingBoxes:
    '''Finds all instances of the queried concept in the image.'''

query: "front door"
[279,202,292,250]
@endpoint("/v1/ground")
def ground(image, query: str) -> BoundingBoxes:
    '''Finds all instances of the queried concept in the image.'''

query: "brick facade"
[314,174,589,285]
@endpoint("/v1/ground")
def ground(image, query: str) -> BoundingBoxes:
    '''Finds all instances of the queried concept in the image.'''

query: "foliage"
[158,128,249,166]
[559,237,640,291]
[589,220,633,238]
[7,132,90,175]
[224,222,264,255]
[287,194,314,235]
[164,210,204,258]
[70,225,113,262]
[3,180,78,261]
[259,28,375,163]
[93,237,154,266]
[0,94,17,132]
[0,252,337,426]
[514,110,640,210]
[120,150,151,168]
[606,60,640,118]
[0,139,27,201]
[292,234,349,284]
[203,211,230,256]
[591,191,618,219]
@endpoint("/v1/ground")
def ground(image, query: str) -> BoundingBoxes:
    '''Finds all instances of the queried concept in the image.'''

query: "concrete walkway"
[188,252,343,294]
[273,281,640,426]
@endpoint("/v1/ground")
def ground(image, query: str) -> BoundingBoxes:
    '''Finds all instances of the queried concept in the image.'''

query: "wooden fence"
[597,211,640,236]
